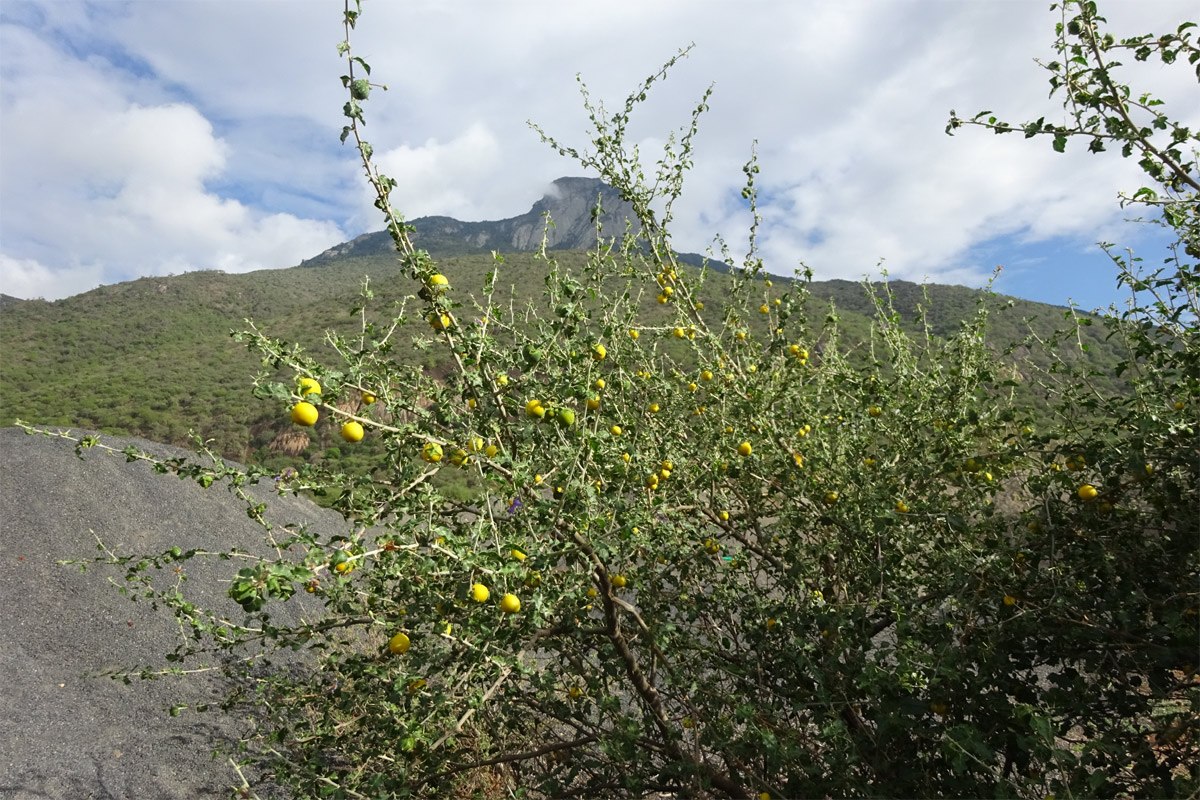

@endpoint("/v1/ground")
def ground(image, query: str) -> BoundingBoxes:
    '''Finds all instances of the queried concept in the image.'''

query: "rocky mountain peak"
[300,177,638,266]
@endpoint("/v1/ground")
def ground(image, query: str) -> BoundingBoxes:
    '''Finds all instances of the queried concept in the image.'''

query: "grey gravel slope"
[0,427,346,800]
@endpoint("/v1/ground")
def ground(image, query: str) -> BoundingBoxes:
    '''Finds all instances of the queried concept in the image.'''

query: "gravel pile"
[0,427,346,800]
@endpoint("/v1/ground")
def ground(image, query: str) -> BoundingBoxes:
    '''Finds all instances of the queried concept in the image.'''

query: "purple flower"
[507,498,523,515]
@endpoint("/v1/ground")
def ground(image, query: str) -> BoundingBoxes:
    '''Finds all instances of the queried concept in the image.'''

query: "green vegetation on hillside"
[1,247,1123,470]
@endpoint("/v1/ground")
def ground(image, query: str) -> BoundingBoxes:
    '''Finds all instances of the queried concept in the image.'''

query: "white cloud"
[0,0,1194,304]
[0,14,346,300]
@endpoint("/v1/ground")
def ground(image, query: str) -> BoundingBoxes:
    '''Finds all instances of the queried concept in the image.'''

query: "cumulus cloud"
[0,12,346,301]
[0,0,1194,306]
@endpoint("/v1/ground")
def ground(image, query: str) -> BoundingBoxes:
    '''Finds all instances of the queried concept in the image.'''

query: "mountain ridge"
[301,176,642,265]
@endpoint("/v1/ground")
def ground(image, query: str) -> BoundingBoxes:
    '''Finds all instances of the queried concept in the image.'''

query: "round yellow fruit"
[611,574,627,588]
[610,425,622,436]
[587,395,600,410]
[630,329,640,339]
[701,370,713,381]
[500,593,521,614]
[388,632,411,655]
[471,583,489,603]
[895,500,909,514]
[485,444,499,458]
[362,392,376,405]
[525,399,545,419]
[868,406,882,417]
[648,403,661,413]
[299,377,322,397]
[340,421,364,442]
[421,442,443,463]
[569,686,582,699]
[428,312,452,330]
[511,549,527,561]
[1077,484,1098,501]
[1174,400,1186,411]
[428,273,449,292]
[592,344,607,361]
[737,441,752,457]
[823,491,839,506]
[291,402,319,426]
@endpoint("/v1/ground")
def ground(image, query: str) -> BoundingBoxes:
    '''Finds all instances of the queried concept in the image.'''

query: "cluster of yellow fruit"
[525,398,577,427]
[288,378,367,443]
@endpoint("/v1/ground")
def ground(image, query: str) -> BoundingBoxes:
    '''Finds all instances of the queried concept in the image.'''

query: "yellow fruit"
[485,444,499,458]
[500,593,521,614]
[511,549,527,561]
[656,293,668,304]
[719,510,730,521]
[568,686,583,699]
[610,425,622,436]
[291,402,319,426]
[592,344,607,361]
[1174,400,1185,411]
[648,403,660,413]
[1003,595,1016,606]
[704,539,720,554]
[1077,484,1098,501]
[388,632,411,654]
[701,370,714,381]
[662,285,674,297]
[736,330,747,340]
[428,312,452,330]
[340,421,364,442]
[587,395,600,410]
[823,491,839,506]
[759,304,769,314]
[630,329,639,339]
[362,392,376,405]
[496,374,509,386]
[299,377,321,397]
[695,301,704,310]
[471,583,489,603]
[427,273,449,292]
[611,574,627,588]
[468,437,484,452]
[407,678,426,694]
[421,442,443,463]
[868,406,882,417]
[895,500,909,514]
[450,449,469,467]
[737,441,752,457]
[673,327,685,339]
[525,399,545,419]
[467,397,477,409]
[622,452,631,463]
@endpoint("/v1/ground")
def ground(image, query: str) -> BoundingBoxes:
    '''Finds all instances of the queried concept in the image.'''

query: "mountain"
[0,177,1122,470]
[301,177,643,265]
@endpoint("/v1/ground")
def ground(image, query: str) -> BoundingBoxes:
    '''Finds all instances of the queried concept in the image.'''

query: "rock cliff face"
[301,177,638,265]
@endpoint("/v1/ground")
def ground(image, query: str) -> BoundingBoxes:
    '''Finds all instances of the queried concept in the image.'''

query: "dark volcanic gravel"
[0,427,347,799]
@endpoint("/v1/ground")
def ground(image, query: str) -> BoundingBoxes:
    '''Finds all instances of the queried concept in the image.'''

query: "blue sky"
[0,0,1195,311]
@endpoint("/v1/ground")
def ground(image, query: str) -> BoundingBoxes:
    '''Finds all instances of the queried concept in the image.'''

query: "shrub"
[37,1,1196,797]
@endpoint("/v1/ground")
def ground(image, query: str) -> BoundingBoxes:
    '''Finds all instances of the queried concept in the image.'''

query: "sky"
[0,1,1195,310]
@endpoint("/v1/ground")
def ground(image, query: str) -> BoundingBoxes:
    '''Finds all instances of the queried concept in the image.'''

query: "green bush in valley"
[34,1,1196,797]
